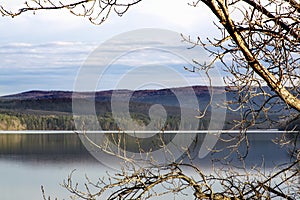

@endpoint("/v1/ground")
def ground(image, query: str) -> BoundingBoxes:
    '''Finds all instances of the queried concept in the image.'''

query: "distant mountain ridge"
[1,85,222,100]
[1,90,74,100]
[0,86,225,110]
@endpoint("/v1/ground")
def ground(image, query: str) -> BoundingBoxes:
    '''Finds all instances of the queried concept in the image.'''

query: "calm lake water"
[0,131,298,200]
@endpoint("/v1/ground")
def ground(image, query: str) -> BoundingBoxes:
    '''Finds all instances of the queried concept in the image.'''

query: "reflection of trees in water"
[0,134,85,155]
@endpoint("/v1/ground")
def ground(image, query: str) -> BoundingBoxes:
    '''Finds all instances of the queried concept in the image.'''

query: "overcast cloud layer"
[0,0,220,96]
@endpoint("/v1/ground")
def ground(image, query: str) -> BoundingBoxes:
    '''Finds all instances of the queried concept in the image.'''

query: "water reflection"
[0,132,298,200]
[0,133,97,163]
[0,133,104,200]
[81,132,298,168]
[0,132,297,167]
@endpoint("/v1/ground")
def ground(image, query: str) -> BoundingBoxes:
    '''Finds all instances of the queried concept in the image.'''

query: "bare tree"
[60,163,297,199]
[183,0,300,130]
[39,131,299,200]
[2,0,299,199]
[0,0,142,25]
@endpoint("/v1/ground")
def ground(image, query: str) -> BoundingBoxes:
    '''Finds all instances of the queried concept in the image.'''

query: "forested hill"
[1,85,220,102]
[0,86,296,130]
[0,86,223,114]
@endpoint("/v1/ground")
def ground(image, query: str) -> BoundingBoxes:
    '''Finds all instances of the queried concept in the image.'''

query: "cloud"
[0,41,97,95]
[0,6,223,96]
[0,41,96,69]
[0,0,221,43]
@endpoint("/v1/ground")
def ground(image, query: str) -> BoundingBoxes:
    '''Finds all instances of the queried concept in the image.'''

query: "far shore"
[0,129,298,134]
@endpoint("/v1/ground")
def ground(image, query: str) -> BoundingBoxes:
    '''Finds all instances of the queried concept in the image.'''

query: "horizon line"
[0,129,298,134]
[0,84,229,97]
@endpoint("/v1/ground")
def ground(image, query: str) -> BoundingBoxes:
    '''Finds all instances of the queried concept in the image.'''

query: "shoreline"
[0,129,298,134]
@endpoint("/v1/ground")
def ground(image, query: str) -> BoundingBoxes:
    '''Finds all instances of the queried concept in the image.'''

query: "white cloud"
[0,0,223,95]
[0,42,96,69]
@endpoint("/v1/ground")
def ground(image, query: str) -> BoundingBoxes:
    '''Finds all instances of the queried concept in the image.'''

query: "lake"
[0,131,298,200]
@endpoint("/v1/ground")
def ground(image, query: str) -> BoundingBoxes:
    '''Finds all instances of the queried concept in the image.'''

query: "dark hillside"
[0,86,296,130]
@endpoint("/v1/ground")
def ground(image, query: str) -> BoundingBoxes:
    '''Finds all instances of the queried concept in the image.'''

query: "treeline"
[20,115,75,130]
[0,111,213,131]
[1,110,298,131]
[0,113,26,130]
[0,112,75,130]
[75,112,210,131]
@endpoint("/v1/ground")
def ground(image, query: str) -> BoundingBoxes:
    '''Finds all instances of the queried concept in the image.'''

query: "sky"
[0,0,221,96]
